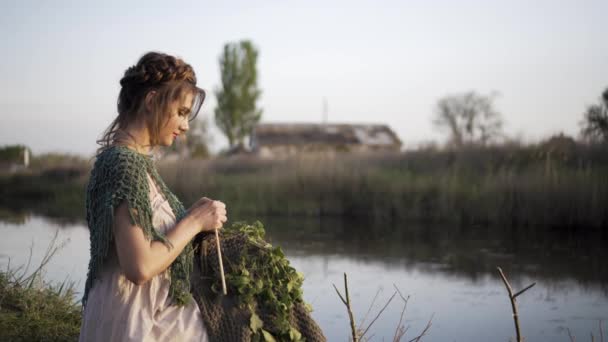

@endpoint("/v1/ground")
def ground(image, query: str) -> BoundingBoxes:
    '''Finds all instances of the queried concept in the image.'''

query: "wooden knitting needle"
[214,228,227,295]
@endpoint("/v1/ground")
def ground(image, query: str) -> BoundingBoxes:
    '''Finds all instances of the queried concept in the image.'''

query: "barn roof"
[251,123,402,148]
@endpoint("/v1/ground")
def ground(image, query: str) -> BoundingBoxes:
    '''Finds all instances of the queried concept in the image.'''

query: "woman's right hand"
[186,197,227,232]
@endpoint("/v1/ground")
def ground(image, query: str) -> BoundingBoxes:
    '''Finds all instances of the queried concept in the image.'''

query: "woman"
[79,52,226,341]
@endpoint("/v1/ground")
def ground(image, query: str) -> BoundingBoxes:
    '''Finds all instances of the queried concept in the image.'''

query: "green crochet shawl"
[82,145,194,309]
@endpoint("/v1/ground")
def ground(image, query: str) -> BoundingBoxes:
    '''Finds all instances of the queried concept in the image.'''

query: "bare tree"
[580,87,608,144]
[432,91,504,147]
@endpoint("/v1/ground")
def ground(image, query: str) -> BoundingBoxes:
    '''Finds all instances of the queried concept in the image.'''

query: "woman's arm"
[112,198,226,285]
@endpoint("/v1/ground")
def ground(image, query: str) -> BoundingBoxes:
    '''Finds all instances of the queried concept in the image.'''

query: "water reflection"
[257,215,608,295]
[1,211,607,341]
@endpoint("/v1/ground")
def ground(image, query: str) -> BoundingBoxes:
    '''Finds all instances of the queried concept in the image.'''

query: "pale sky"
[1,0,607,157]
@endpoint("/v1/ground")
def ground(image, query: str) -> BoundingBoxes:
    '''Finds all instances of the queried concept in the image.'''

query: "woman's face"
[158,91,193,146]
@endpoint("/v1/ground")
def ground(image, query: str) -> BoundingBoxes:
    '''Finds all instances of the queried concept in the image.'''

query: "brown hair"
[95,52,205,156]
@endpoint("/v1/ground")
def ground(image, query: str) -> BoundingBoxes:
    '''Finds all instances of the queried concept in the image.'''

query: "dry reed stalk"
[333,274,432,342]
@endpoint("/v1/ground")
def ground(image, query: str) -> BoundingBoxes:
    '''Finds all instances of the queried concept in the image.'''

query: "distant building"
[250,123,402,158]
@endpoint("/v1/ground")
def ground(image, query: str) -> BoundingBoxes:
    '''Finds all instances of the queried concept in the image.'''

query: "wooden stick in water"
[215,228,227,295]
[497,266,535,342]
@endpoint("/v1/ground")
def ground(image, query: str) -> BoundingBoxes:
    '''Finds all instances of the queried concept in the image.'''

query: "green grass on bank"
[0,234,82,342]
[0,271,81,342]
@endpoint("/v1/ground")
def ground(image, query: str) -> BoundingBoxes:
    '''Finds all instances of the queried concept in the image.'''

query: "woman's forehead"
[177,91,195,107]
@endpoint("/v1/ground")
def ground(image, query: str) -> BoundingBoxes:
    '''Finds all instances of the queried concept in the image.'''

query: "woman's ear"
[144,90,157,112]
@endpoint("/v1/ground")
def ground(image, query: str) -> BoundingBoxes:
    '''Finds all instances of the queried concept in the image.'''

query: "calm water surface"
[1,213,606,341]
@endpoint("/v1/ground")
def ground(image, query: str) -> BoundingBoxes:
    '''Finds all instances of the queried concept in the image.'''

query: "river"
[1,213,606,341]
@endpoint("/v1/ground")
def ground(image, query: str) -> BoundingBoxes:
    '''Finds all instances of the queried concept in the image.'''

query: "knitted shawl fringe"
[82,145,194,309]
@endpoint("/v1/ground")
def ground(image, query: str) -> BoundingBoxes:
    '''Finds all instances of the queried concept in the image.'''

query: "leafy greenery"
[216,221,308,341]
[214,40,263,149]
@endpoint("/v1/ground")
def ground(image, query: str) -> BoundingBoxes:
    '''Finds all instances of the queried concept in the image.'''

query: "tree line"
[431,88,608,148]
[185,39,607,156]
[8,40,607,159]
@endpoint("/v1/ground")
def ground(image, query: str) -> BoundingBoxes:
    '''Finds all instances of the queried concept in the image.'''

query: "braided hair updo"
[96,52,205,155]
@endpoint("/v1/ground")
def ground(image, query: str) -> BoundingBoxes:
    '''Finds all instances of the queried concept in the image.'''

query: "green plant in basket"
[212,221,310,341]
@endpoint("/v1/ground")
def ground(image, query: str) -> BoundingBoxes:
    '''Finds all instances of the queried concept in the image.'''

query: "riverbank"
[0,248,81,341]
[0,167,88,224]
[2,142,607,230]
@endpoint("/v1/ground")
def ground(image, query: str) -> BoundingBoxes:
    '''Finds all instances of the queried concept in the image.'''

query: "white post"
[23,148,29,168]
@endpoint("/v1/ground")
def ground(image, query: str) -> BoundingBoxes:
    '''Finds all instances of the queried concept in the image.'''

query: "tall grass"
[159,143,608,230]
[2,142,606,230]
[0,231,81,341]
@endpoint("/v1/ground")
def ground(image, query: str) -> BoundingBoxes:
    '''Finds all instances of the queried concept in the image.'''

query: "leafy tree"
[579,87,608,144]
[432,91,504,147]
[214,40,263,149]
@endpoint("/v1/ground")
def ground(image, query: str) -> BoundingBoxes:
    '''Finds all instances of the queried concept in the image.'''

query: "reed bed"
[2,142,606,230]
[159,143,608,230]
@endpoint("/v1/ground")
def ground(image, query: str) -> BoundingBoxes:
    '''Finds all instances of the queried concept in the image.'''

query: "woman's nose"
[180,119,189,132]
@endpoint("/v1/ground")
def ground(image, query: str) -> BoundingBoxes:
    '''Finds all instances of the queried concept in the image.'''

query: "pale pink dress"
[79,173,209,342]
